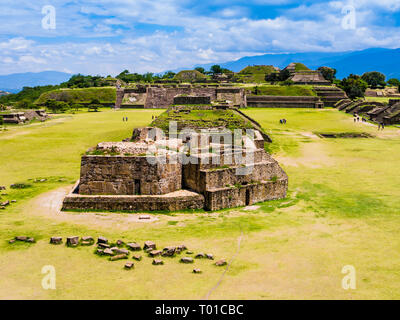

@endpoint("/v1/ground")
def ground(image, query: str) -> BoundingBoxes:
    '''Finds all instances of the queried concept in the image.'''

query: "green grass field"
[1,107,400,299]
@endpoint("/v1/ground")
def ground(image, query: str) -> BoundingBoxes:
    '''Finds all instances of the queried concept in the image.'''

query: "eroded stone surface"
[180,257,194,264]
[215,259,227,267]
[50,237,62,245]
[144,241,156,250]
[127,243,141,251]
[66,236,79,247]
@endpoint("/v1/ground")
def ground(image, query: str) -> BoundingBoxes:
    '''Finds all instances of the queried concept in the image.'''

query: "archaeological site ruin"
[62,101,288,212]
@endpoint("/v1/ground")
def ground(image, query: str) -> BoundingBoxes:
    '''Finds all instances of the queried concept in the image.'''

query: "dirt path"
[276,141,335,168]
[0,116,71,140]
[27,186,269,231]
[28,186,167,230]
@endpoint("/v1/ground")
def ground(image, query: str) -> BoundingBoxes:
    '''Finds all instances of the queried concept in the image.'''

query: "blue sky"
[0,0,399,75]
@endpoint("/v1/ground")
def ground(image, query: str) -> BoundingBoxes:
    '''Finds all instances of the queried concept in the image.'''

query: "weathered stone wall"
[216,88,245,106]
[145,87,217,108]
[118,87,246,108]
[182,150,287,194]
[173,95,211,105]
[79,156,182,195]
[204,179,288,211]
[62,192,205,212]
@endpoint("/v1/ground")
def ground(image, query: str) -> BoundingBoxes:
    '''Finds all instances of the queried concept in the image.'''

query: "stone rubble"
[66,236,79,247]
[144,241,156,250]
[215,259,227,267]
[127,243,141,251]
[50,237,63,245]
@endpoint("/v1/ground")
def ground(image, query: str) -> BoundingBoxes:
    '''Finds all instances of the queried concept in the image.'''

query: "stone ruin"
[62,108,288,212]
[1,110,49,124]
[289,71,331,86]
[335,98,400,125]
[116,85,246,109]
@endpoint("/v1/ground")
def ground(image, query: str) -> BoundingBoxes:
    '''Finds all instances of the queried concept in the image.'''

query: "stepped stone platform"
[117,85,246,109]
[246,95,323,108]
[289,71,331,85]
[63,186,205,211]
[314,87,348,107]
[62,106,288,212]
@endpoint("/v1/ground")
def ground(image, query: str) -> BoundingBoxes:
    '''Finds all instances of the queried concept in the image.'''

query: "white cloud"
[0,0,399,75]
[19,55,46,64]
[0,37,34,51]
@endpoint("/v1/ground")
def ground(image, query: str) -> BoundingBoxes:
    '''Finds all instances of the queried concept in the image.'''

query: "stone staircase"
[313,86,348,107]
[334,99,352,110]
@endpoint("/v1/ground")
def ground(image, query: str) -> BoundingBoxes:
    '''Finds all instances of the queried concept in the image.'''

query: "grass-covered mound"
[174,70,207,82]
[35,87,116,105]
[151,108,254,133]
[236,65,277,83]
[291,62,310,72]
[252,85,316,96]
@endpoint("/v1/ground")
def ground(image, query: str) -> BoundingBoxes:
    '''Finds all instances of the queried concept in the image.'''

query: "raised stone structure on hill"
[289,71,331,85]
[116,85,246,109]
[63,107,288,212]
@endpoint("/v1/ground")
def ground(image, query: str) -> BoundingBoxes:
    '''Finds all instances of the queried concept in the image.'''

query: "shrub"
[45,99,69,113]
[282,79,295,86]
[10,183,32,189]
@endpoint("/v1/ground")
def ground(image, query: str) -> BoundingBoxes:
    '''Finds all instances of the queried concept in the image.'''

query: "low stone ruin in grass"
[46,236,226,272]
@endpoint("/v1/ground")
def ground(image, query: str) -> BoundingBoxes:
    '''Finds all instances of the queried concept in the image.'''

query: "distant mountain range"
[0,71,71,93]
[194,48,400,79]
[1,48,399,93]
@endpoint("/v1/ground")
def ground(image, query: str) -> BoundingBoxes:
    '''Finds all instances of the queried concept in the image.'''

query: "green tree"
[361,71,386,89]
[162,71,176,79]
[88,98,101,112]
[71,103,83,112]
[278,69,291,81]
[210,65,223,74]
[339,74,368,99]
[318,66,337,82]
[387,78,400,87]
[265,72,280,83]
[195,67,205,74]
[45,99,68,113]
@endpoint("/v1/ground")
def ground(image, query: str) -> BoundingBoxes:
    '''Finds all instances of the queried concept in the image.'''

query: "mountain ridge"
[0,71,71,92]
[192,48,400,79]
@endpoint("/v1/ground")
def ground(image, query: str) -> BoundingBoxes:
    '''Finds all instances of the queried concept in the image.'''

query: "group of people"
[279,119,287,124]
[353,113,385,130]
[353,113,367,123]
